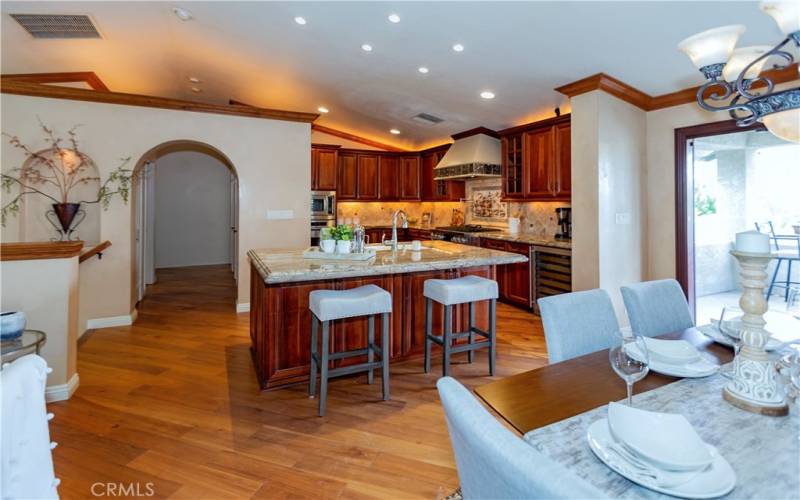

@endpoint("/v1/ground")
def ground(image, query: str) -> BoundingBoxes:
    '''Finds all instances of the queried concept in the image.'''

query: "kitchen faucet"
[384,209,408,252]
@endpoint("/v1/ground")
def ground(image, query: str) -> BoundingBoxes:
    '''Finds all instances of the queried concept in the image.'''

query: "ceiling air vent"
[412,113,444,125]
[10,14,101,39]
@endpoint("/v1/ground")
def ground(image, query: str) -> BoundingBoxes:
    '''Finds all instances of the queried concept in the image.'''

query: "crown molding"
[311,124,407,152]
[555,63,799,112]
[1,80,319,123]
[451,126,499,140]
[1,71,109,91]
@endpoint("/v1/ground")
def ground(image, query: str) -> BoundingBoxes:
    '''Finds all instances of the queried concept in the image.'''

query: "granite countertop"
[475,231,572,249]
[248,240,527,284]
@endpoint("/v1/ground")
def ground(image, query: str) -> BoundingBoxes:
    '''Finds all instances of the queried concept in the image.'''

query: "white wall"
[1,93,311,321]
[154,150,232,268]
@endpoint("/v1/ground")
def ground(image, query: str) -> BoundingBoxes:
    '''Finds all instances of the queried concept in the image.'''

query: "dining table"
[474,326,800,499]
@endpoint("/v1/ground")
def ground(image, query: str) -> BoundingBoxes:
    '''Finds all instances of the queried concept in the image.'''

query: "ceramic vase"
[336,240,352,254]
[320,239,336,253]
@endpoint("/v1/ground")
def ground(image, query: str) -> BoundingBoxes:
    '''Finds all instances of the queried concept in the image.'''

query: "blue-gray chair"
[436,377,607,500]
[620,279,694,338]
[537,289,619,364]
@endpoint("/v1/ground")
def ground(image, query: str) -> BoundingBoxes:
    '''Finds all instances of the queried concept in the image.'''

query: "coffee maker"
[555,207,571,240]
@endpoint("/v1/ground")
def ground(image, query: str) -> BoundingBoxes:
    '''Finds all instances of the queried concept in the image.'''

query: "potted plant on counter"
[331,224,353,253]
[319,227,336,253]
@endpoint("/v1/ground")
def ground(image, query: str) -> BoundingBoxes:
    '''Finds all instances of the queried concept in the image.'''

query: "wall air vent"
[10,14,101,39]
[411,113,444,125]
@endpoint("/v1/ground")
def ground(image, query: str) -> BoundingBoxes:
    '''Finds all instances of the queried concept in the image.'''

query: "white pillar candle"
[735,230,770,254]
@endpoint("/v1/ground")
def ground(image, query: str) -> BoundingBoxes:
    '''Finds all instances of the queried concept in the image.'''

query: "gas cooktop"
[434,225,501,233]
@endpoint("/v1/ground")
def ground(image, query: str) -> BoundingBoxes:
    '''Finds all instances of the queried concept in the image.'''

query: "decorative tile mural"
[470,187,507,222]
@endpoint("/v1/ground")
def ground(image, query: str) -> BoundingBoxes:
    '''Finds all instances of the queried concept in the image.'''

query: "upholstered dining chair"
[436,377,607,500]
[621,279,694,338]
[537,289,619,363]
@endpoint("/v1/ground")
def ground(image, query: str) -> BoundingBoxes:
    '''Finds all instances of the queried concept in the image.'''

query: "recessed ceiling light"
[390,128,401,135]
[172,7,193,21]
[452,43,465,52]
[418,67,429,74]
[294,16,307,25]
[191,87,202,93]
[318,106,329,113]
[188,76,201,83]
[388,13,401,23]
[480,91,495,99]
[361,43,373,52]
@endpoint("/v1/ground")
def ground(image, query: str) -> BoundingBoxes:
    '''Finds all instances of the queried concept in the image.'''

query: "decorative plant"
[320,227,334,240]
[330,224,352,241]
[1,121,133,226]
[695,190,717,217]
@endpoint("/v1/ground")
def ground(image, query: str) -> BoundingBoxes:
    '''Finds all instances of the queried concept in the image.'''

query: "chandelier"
[677,1,799,143]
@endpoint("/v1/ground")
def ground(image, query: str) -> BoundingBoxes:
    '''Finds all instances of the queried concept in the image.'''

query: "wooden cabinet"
[500,115,571,201]
[337,152,358,199]
[408,228,431,240]
[357,154,379,200]
[421,148,464,201]
[379,156,399,200]
[311,145,339,191]
[399,156,420,200]
[480,238,531,309]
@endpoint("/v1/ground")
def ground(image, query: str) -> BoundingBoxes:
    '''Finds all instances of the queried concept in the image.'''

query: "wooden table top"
[474,328,734,434]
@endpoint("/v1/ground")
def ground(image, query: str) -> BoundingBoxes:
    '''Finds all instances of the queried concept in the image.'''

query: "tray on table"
[302,247,376,261]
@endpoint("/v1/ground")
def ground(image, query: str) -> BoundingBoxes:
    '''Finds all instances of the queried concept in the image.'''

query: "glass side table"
[1,330,46,365]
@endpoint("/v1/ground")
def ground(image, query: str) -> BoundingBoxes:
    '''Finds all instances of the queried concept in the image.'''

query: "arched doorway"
[130,140,239,309]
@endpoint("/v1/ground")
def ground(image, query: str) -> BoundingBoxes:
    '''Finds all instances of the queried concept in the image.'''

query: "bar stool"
[423,275,498,377]
[308,285,392,416]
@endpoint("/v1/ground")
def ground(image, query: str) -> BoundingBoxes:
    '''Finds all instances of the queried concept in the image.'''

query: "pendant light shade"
[677,25,745,70]
[722,46,773,81]
[763,108,800,143]
[759,1,800,35]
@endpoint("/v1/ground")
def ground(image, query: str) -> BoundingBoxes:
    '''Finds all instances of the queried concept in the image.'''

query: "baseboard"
[236,302,250,313]
[46,373,79,402]
[86,313,134,330]
[155,261,232,269]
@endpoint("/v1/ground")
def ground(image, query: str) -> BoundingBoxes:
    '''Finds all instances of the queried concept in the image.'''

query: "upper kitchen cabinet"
[356,154,380,200]
[311,144,339,191]
[499,115,571,201]
[337,152,358,199]
[421,146,463,201]
[379,156,399,200]
[399,155,420,200]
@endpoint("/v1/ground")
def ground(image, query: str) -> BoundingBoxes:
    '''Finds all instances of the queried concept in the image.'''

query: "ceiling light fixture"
[480,91,495,99]
[188,76,201,83]
[452,43,465,52]
[294,16,307,25]
[418,67,429,74]
[677,1,800,143]
[390,128,401,135]
[191,87,201,93]
[388,13,400,23]
[172,7,193,21]
[318,106,329,113]
[361,43,373,52]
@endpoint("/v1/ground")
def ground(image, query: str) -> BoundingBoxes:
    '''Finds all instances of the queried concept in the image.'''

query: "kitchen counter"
[248,240,527,284]
[476,231,571,249]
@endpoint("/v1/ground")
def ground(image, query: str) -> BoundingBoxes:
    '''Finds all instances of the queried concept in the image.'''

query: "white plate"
[701,323,783,351]
[625,343,719,378]
[587,419,736,499]
[607,402,712,471]
[643,337,701,364]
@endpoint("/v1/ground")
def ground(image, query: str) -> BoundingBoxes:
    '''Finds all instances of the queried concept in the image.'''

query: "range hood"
[434,132,502,180]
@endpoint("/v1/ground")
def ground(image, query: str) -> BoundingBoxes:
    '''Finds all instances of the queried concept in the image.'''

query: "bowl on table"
[0,311,26,340]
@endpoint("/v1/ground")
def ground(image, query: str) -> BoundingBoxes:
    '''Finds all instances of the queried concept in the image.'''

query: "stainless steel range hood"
[434,133,502,180]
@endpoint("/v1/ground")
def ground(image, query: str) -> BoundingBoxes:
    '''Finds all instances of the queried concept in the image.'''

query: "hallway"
[53,265,548,499]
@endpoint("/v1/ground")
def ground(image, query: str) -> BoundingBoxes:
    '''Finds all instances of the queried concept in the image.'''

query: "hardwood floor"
[53,265,548,499]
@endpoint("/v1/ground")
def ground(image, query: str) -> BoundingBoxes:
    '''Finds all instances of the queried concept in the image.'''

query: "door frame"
[674,119,766,317]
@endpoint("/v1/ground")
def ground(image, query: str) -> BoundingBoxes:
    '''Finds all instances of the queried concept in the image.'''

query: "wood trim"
[1,241,83,261]
[79,240,111,263]
[1,80,319,123]
[311,124,406,152]
[556,64,799,112]
[417,143,451,154]
[451,126,499,140]
[2,71,109,91]
[311,143,342,150]
[497,114,571,136]
[674,119,766,318]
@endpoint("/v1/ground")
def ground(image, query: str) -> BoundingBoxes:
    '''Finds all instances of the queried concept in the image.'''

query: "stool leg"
[489,299,497,376]
[309,314,318,398]
[381,312,390,401]
[468,302,475,364]
[786,260,793,301]
[767,259,782,300]
[319,320,330,417]
[367,315,375,385]
[443,304,452,377]
[424,298,432,374]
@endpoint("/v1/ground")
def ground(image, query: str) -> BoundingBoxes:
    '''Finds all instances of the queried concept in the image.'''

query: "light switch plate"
[267,210,294,220]
[615,212,631,225]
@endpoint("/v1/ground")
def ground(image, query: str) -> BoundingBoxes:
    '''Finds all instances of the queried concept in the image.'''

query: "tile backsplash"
[337,179,569,236]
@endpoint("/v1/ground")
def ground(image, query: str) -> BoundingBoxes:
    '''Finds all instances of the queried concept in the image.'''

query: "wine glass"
[609,331,650,406]
[788,287,800,320]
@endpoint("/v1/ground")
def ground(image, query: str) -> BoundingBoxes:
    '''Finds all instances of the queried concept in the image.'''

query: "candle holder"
[723,250,788,416]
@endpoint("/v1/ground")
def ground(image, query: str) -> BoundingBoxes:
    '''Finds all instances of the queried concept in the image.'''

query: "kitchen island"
[247,241,527,390]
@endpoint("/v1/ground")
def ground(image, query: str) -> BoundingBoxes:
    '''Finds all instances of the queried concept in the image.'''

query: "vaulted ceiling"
[1,1,791,148]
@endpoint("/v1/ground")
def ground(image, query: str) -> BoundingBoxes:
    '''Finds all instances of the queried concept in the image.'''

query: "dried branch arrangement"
[1,121,133,225]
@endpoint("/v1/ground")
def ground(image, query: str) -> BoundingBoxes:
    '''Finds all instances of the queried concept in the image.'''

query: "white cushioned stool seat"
[310,285,392,322]
[423,275,499,306]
